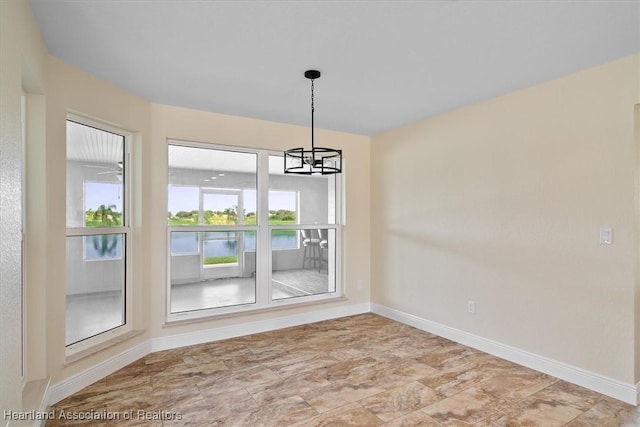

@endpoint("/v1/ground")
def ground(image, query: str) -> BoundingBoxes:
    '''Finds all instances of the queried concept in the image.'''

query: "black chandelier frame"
[284,70,342,175]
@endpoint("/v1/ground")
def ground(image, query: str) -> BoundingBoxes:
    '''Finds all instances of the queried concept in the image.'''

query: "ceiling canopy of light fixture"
[284,70,342,175]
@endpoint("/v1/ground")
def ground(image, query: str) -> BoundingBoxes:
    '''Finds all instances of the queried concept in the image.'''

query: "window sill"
[64,329,145,365]
[164,295,348,327]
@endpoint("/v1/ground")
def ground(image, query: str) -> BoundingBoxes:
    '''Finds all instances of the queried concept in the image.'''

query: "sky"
[84,182,296,216]
[85,182,122,211]
[167,186,296,216]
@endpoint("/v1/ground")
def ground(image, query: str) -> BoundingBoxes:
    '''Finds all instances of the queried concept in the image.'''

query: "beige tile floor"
[47,314,639,426]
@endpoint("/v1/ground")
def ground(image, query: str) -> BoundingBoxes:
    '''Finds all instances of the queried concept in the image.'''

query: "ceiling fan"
[82,161,123,180]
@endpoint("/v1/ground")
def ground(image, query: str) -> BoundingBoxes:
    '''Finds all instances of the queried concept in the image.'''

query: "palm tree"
[92,204,120,226]
[223,207,237,224]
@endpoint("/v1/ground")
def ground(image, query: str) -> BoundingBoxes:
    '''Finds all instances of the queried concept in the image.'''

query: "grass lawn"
[204,256,238,265]
[168,218,298,227]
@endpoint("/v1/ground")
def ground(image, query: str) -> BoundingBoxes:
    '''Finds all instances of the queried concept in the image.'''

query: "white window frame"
[65,114,133,356]
[166,140,342,322]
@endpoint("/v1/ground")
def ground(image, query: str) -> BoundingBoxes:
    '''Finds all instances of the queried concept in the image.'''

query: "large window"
[168,145,258,316]
[65,118,131,350]
[167,142,341,321]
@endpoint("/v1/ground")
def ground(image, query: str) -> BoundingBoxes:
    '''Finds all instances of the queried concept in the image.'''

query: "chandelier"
[284,70,342,175]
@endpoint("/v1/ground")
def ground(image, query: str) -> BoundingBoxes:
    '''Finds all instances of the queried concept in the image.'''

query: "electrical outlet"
[467,300,476,314]
[357,279,363,290]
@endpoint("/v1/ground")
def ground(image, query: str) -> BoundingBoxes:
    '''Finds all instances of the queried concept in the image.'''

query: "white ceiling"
[30,0,639,136]
[67,119,123,164]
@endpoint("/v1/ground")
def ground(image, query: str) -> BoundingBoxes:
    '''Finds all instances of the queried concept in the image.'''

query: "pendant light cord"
[311,78,315,163]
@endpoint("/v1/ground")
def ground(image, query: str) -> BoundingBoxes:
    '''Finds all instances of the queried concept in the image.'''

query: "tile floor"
[170,269,330,313]
[48,314,639,426]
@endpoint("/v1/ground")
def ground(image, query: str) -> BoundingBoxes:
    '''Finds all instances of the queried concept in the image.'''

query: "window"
[168,145,258,316]
[167,142,341,321]
[268,155,337,301]
[65,117,131,351]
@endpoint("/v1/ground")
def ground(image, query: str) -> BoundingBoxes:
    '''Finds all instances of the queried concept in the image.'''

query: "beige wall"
[0,0,47,415]
[635,104,640,382]
[371,55,640,383]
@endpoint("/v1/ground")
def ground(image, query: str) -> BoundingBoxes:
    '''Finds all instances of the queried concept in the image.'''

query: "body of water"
[85,231,302,260]
[171,231,298,257]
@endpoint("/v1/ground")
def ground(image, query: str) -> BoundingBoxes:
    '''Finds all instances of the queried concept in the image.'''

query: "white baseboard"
[48,340,151,406]
[151,302,371,352]
[48,302,370,405]
[48,301,635,408]
[16,377,51,427]
[371,303,638,405]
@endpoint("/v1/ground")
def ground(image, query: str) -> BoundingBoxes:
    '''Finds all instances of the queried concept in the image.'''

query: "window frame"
[65,114,133,356]
[167,142,260,319]
[166,140,342,322]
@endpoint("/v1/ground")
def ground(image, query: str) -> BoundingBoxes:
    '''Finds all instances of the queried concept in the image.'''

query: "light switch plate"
[599,228,612,245]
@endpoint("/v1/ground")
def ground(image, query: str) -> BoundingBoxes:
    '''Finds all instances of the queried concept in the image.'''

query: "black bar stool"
[301,229,320,269]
